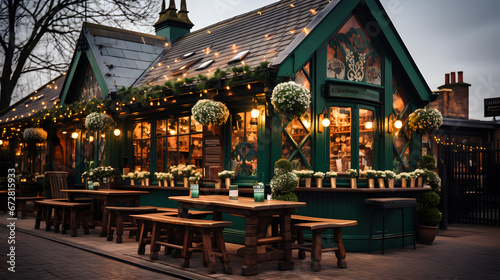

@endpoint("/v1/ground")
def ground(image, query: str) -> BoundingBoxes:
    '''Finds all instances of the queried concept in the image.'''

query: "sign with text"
[484,97,500,117]
[325,84,380,103]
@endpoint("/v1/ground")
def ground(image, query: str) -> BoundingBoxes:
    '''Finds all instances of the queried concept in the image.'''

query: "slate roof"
[83,23,168,92]
[136,0,331,86]
[0,75,65,125]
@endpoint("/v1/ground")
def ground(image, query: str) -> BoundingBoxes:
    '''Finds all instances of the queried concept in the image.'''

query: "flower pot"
[158,180,162,187]
[350,178,357,189]
[141,180,145,186]
[162,180,167,187]
[316,178,323,188]
[170,180,175,187]
[368,178,375,189]
[225,178,231,189]
[417,177,423,187]
[416,225,438,245]
[330,178,337,188]
[304,178,312,188]
[183,177,189,188]
[130,179,135,185]
[215,180,221,189]
[145,178,149,186]
[401,178,407,188]
[377,178,385,188]
[410,178,416,188]
[387,178,394,188]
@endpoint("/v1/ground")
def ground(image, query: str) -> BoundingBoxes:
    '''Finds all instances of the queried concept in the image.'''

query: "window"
[327,15,382,85]
[392,76,411,172]
[329,106,377,172]
[132,122,151,171]
[156,116,203,172]
[230,111,258,177]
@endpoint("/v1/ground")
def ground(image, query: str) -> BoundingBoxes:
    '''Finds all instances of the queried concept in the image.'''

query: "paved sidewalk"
[1,214,500,279]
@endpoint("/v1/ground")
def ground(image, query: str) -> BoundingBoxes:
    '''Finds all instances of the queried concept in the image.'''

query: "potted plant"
[271,81,311,119]
[84,112,114,131]
[385,170,396,188]
[191,99,230,125]
[414,169,426,187]
[301,170,314,188]
[218,170,235,189]
[408,107,443,134]
[23,128,47,143]
[416,191,442,245]
[399,172,410,188]
[365,170,377,188]
[325,171,338,188]
[418,155,437,170]
[409,171,417,188]
[270,159,299,205]
[181,165,197,188]
[347,169,358,188]
[313,172,325,188]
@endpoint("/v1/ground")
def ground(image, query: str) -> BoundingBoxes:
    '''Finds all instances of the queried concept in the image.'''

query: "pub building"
[0,0,435,251]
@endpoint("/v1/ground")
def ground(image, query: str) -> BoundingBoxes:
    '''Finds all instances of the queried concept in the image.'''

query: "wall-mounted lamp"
[89,136,94,142]
[71,132,79,139]
[114,129,121,136]
[0,139,3,145]
[319,107,330,133]
[388,113,403,134]
[251,108,260,119]
[61,125,67,134]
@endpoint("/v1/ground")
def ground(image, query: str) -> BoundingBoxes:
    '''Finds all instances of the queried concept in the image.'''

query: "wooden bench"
[132,213,232,274]
[15,196,46,218]
[35,200,91,237]
[291,215,357,272]
[106,206,158,243]
[151,207,213,219]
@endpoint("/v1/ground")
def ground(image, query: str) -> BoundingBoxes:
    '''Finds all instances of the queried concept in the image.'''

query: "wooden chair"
[46,171,69,200]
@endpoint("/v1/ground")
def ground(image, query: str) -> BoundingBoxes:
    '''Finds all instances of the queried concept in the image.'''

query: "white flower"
[313,172,325,178]
[23,128,47,142]
[271,81,311,119]
[191,99,229,125]
[85,112,113,131]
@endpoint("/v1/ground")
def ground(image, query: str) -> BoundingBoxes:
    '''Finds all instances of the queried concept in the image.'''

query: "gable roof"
[136,0,330,86]
[60,23,168,103]
[0,75,65,126]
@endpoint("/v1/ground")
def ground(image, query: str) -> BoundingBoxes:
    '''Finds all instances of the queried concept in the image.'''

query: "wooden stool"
[364,198,417,254]
[15,197,46,218]
[105,206,158,243]
[291,215,357,272]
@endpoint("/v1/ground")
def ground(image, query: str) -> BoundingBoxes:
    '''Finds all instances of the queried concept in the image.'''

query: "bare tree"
[0,0,161,111]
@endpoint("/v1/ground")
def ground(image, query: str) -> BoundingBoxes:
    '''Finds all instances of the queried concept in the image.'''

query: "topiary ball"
[418,206,442,226]
[420,191,440,207]
[270,172,298,195]
[274,159,293,175]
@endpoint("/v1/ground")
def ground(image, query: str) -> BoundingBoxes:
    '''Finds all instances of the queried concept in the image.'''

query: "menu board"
[203,136,222,167]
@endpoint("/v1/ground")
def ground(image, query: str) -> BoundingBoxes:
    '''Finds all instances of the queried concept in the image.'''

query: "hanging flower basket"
[408,107,443,133]
[271,81,311,119]
[23,128,47,143]
[191,99,230,125]
[84,112,114,131]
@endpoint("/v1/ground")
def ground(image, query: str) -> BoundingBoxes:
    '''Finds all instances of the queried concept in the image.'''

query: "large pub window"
[230,111,258,177]
[156,116,203,172]
[132,122,151,171]
[282,61,312,170]
[392,76,411,172]
[329,105,376,172]
[327,14,382,85]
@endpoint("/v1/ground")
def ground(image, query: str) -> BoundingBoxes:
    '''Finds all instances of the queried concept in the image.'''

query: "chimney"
[450,72,456,84]
[458,71,463,83]
[445,73,450,85]
[154,0,194,42]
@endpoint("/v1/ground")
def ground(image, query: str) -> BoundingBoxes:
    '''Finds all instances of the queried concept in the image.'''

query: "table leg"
[150,222,161,260]
[100,201,110,237]
[137,220,148,255]
[241,216,259,276]
[278,213,294,271]
[311,229,325,272]
[333,227,347,268]
[178,203,189,218]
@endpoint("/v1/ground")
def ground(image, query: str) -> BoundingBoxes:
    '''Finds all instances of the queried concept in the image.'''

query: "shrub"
[270,172,298,194]
[418,155,436,170]
[420,191,440,207]
[418,206,442,226]
[274,159,293,175]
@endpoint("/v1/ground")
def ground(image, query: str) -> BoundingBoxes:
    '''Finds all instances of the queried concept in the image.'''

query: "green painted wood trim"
[277,0,361,78]
[364,0,431,103]
[60,51,82,104]
[85,48,109,98]
[383,56,394,170]
[149,120,157,183]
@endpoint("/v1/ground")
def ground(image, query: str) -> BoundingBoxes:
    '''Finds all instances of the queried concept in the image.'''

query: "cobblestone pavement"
[0,226,181,280]
[1,214,500,280]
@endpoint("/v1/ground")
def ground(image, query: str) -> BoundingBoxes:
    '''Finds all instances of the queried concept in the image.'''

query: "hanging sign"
[484,97,500,117]
[325,84,380,103]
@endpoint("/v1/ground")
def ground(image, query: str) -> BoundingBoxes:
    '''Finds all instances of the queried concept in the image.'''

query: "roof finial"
[178,0,194,25]
[161,0,165,12]
[165,0,178,19]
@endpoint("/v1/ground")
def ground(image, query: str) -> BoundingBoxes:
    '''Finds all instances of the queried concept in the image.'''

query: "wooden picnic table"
[61,189,149,237]
[169,195,306,276]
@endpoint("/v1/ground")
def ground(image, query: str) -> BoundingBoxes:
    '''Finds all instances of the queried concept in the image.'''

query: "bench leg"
[333,227,347,268]
[61,207,69,234]
[297,229,306,259]
[310,229,325,272]
[71,208,78,237]
[116,214,124,243]
[45,206,53,231]
[35,204,43,229]
[201,229,217,274]
[137,221,148,255]
[214,230,232,274]
[53,207,61,233]
[107,211,115,241]
[149,222,161,260]
[180,228,194,268]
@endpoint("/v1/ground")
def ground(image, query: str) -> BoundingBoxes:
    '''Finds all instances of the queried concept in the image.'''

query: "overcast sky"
[182,0,500,120]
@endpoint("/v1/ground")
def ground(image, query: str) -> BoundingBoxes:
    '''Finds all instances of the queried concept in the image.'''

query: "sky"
[180,0,500,120]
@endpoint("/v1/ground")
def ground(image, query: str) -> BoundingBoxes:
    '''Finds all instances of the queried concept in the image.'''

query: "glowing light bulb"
[71,132,79,139]
[322,118,331,127]
[251,109,260,118]
[394,120,403,129]
[365,122,373,129]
